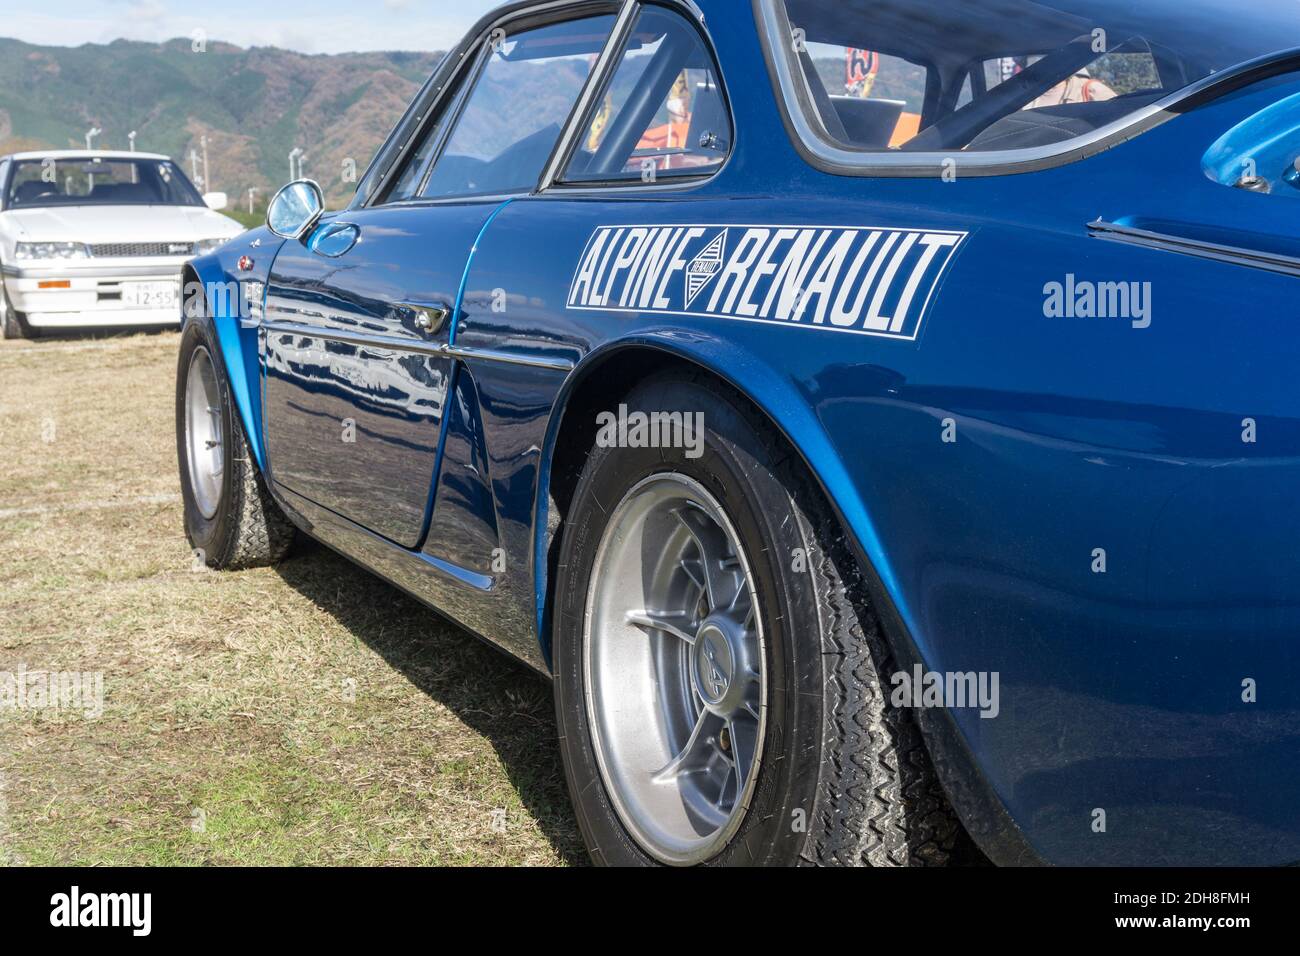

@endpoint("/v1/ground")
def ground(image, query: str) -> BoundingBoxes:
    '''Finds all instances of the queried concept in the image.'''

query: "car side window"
[416,15,615,200]
[560,6,731,184]
[383,90,462,203]
[379,15,615,204]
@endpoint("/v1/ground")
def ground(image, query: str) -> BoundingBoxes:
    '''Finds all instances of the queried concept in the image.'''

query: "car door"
[261,10,617,549]
[417,2,736,636]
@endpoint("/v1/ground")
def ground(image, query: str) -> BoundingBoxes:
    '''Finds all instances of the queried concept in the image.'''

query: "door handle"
[401,302,450,335]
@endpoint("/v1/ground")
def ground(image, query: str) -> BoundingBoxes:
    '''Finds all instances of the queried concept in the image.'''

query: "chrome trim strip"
[262,319,575,371]
[538,0,640,192]
[1088,220,1300,278]
[755,0,1300,178]
[444,342,575,371]
[675,0,704,23]
[264,319,434,353]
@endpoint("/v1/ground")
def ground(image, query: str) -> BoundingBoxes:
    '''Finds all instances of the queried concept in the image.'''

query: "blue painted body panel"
[186,229,283,471]
[190,1,1300,865]
[262,202,501,547]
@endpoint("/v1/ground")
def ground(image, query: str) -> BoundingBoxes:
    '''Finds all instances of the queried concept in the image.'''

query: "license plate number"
[122,281,178,309]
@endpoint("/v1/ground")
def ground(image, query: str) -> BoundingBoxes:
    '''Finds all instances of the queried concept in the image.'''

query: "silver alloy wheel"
[184,346,225,520]
[584,473,766,865]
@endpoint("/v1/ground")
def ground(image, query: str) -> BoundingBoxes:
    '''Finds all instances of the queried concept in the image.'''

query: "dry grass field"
[0,332,581,865]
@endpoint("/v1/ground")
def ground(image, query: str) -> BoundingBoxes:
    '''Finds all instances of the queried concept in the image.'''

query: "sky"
[0,0,503,54]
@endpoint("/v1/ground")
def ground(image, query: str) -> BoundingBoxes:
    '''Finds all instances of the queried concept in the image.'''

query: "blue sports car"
[176,0,1300,866]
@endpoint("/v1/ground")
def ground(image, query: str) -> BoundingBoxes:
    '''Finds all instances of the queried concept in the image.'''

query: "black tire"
[176,318,294,569]
[553,370,963,866]
[0,277,33,340]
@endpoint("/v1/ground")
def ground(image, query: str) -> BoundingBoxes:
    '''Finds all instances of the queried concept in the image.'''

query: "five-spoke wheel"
[176,316,294,569]
[585,474,765,864]
[183,346,225,520]
[554,371,963,866]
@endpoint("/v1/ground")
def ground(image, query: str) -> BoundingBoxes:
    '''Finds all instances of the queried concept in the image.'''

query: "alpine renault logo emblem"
[693,624,734,708]
[684,229,727,307]
[567,223,967,341]
[703,639,726,696]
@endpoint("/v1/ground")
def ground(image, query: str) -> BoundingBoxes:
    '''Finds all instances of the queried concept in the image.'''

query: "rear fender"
[533,330,1039,865]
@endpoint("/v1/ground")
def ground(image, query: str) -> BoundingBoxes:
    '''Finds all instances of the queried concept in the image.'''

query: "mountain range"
[0,36,444,211]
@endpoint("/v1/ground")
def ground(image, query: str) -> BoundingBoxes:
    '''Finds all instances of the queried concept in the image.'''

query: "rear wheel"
[176,318,294,569]
[553,371,963,866]
[584,472,765,864]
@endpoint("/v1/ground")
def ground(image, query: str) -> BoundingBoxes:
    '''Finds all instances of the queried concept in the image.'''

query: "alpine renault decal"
[566,224,967,340]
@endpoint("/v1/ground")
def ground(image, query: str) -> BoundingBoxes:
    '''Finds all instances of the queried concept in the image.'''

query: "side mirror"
[266,180,324,240]
[203,191,228,211]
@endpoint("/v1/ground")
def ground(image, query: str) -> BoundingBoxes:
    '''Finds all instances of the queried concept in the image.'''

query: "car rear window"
[762,0,1300,162]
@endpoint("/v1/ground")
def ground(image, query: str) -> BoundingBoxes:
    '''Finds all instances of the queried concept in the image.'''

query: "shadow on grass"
[20,324,177,341]
[273,538,586,865]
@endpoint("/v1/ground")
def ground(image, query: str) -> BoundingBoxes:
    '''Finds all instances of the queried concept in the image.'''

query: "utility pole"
[247,187,259,215]
[288,147,302,182]
[190,148,203,188]
[85,126,101,150]
[297,153,306,180]
[127,130,137,152]
[201,134,210,191]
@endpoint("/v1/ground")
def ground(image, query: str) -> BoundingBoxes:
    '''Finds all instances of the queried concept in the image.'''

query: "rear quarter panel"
[452,20,1300,864]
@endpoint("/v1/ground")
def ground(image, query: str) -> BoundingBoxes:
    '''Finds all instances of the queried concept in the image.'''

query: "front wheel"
[175,319,294,569]
[553,371,964,866]
[0,278,32,340]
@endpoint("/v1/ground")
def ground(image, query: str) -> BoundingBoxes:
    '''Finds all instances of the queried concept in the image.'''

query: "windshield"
[5,157,204,208]
[768,0,1300,156]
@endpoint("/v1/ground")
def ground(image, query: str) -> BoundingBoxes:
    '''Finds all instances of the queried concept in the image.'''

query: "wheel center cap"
[692,617,744,714]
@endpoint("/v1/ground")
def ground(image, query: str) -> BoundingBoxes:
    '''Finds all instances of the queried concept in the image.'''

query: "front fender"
[185,231,282,473]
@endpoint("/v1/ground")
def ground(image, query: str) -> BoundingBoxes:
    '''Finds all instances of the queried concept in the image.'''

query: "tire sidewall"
[176,318,239,563]
[0,275,26,339]
[553,374,827,866]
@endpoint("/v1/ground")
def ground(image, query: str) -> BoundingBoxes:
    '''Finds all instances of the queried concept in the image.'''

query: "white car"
[0,150,245,338]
